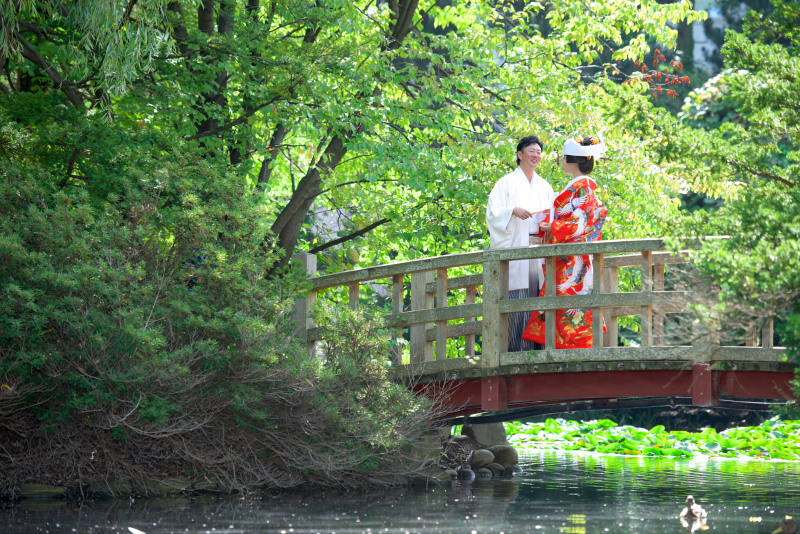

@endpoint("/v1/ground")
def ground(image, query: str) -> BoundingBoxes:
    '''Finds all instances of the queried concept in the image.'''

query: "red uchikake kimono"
[522,175,608,348]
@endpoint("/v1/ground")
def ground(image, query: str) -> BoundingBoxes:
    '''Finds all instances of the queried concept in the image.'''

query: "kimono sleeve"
[486,179,515,243]
[550,180,601,243]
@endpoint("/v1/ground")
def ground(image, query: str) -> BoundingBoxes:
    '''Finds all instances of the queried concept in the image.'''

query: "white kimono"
[486,167,555,291]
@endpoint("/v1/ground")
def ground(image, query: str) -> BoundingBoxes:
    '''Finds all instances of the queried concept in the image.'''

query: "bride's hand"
[540,222,551,232]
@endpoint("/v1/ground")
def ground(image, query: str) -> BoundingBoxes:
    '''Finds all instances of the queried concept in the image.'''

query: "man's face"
[518,144,542,169]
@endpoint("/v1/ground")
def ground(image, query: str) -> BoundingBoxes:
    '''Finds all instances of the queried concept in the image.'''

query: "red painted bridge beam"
[414,368,796,419]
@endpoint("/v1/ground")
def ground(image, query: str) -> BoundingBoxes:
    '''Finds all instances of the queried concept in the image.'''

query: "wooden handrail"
[310,238,670,290]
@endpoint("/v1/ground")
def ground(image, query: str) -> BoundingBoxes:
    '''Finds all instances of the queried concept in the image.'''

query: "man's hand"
[512,207,533,220]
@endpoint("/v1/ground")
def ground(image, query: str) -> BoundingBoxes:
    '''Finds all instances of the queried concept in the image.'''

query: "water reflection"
[2,451,799,533]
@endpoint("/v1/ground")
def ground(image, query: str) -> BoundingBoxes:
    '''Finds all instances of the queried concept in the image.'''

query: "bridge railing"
[292,238,785,406]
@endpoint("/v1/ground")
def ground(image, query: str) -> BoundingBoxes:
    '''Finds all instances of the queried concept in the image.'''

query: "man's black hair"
[515,135,544,165]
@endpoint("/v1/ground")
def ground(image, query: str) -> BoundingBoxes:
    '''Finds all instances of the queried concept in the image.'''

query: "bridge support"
[481,376,507,412]
[691,363,717,406]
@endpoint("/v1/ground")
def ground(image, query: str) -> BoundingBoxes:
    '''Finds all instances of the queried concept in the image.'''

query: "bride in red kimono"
[522,136,608,349]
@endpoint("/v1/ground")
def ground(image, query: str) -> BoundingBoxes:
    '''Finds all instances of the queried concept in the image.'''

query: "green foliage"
[313,305,435,466]
[0,88,435,493]
[506,417,800,460]
[657,0,800,379]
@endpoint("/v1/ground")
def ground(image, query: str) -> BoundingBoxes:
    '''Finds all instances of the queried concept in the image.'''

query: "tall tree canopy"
[1,0,705,272]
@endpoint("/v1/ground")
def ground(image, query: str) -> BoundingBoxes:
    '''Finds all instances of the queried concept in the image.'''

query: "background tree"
[611,0,799,403]
[1,0,707,271]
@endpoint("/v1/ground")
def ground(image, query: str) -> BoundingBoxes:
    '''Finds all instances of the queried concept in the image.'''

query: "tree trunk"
[268,0,419,272]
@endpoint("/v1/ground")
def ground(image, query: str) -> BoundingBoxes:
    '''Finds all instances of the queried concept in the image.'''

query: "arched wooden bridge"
[292,238,795,420]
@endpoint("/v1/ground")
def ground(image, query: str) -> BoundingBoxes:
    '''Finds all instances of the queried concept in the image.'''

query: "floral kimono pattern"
[522,175,608,348]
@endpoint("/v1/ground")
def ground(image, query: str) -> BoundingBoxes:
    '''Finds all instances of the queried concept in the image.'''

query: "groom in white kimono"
[486,135,554,352]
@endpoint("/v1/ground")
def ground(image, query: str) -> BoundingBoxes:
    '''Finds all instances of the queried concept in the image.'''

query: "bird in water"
[773,517,799,534]
[679,495,708,532]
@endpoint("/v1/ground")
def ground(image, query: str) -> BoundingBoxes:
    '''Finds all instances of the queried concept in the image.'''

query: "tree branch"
[184,95,280,141]
[309,218,390,253]
[308,194,442,253]
[118,0,139,30]
[14,31,83,108]
[257,122,288,186]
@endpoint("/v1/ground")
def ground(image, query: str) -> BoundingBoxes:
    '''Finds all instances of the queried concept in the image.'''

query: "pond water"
[3,451,799,533]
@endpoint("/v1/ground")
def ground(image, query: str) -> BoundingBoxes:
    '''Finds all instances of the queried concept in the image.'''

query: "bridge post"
[640,251,653,347]
[691,305,719,406]
[348,282,359,309]
[435,268,448,361]
[603,266,619,347]
[410,271,434,363]
[481,258,508,411]
[762,318,774,348]
[544,256,556,349]
[592,253,605,348]
[465,285,477,358]
[653,263,665,346]
[481,259,508,368]
[391,274,403,366]
[292,252,317,357]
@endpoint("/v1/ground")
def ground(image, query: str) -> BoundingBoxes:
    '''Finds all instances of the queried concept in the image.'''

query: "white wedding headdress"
[561,136,606,159]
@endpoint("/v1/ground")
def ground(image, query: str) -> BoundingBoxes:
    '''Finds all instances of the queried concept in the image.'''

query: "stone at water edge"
[476,468,493,478]
[486,463,505,476]
[487,444,518,468]
[458,468,475,480]
[469,449,495,469]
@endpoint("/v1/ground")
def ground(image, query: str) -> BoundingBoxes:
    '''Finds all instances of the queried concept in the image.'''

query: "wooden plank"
[291,253,317,357]
[483,238,673,262]
[497,291,689,315]
[641,251,653,348]
[604,251,689,269]
[435,268,447,361]
[315,292,687,339]
[481,259,508,369]
[385,303,484,329]
[465,285,477,358]
[610,304,685,318]
[395,356,477,377]
[425,319,483,342]
[592,253,604,348]
[713,346,786,362]
[500,346,694,365]
[396,347,692,380]
[312,250,484,290]
[427,273,482,293]
[391,274,403,365]
[348,282,359,310]
[653,263,665,346]
[410,271,434,363]
[603,267,618,347]
[545,256,556,349]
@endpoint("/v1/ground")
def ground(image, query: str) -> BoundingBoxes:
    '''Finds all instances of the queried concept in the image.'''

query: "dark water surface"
[3,451,800,533]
